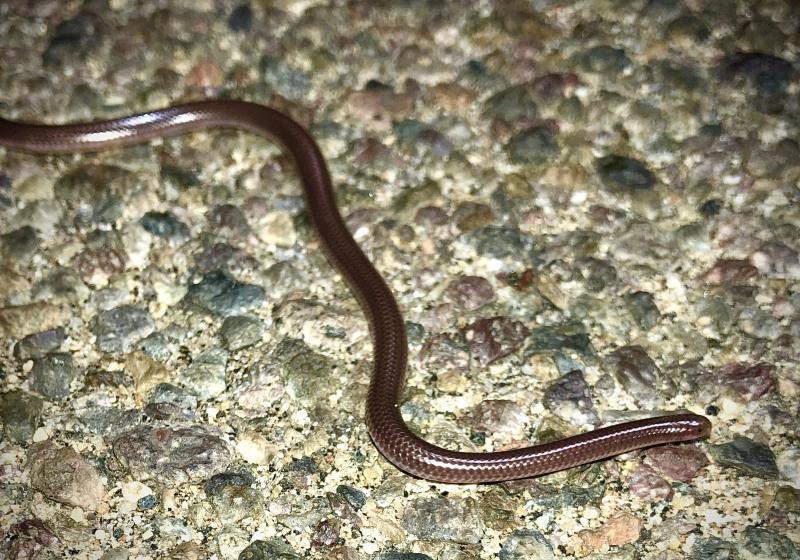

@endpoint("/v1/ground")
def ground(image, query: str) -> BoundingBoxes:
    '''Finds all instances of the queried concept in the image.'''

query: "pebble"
[628,465,673,501]
[238,538,302,560]
[111,425,231,484]
[708,436,779,479]
[446,275,495,311]
[204,471,262,524]
[506,126,560,164]
[178,347,229,400]
[718,362,775,399]
[499,528,555,560]
[467,399,528,435]
[776,448,800,488]
[463,316,529,366]
[401,496,485,544]
[29,352,79,400]
[0,519,60,558]
[574,513,642,554]
[595,155,656,191]
[744,526,799,559]
[543,370,598,425]
[183,270,265,316]
[0,390,44,443]
[27,441,105,511]
[624,291,660,330]
[645,445,709,482]
[13,327,65,360]
[261,56,311,100]
[139,211,190,241]
[93,305,156,354]
[228,3,253,32]
[602,346,673,407]
[219,315,264,350]
[482,84,540,121]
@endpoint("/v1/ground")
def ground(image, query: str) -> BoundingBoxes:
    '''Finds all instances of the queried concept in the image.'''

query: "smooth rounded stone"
[453,201,494,232]
[111,425,231,484]
[401,496,485,545]
[645,445,709,482]
[29,352,79,400]
[506,126,560,164]
[13,327,65,360]
[624,291,660,330]
[336,485,367,510]
[650,59,702,93]
[462,226,536,259]
[738,307,782,340]
[273,338,339,404]
[708,436,779,479]
[228,3,253,31]
[543,370,598,425]
[139,211,190,241]
[575,45,630,74]
[260,56,311,100]
[446,275,495,311]
[482,83,539,121]
[524,325,593,357]
[27,441,105,511]
[499,528,555,560]
[220,315,265,351]
[718,52,793,87]
[1,519,60,558]
[183,270,266,317]
[1,225,40,261]
[777,448,800,487]
[204,471,262,524]
[718,362,775,399]
[42,8,106,68]
[602,346,674,407]
[463,317,529,366]
[238,538,302,560]
[179,347,228,400]
[393,120,454,157]
[628,465,672,501]
[0,390,44,443]
[691,536,738,559]
[76,405,142,436]
[148,383,198,410]
[467,399,528,435]
[93,305,156,354]
[595,155,656,191]
[751,241,800,279]
[744,527,799,559]
[664,14,710,44]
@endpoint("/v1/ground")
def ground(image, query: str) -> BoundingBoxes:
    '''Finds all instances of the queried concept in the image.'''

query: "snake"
[0,100,711,483]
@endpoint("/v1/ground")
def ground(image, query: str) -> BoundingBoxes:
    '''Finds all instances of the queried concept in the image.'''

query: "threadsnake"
[0,100,711,482]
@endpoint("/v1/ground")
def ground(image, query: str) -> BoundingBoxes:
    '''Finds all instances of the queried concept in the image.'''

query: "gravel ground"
[0,1,798,559]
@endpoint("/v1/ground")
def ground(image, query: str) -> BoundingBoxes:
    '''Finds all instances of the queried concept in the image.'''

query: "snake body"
[0,100,711,482]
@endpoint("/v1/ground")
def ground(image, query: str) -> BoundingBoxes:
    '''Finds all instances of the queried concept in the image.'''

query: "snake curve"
[0,100,711,483]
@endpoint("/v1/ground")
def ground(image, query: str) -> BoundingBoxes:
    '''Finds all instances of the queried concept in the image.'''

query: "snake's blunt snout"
[682,414,713,440]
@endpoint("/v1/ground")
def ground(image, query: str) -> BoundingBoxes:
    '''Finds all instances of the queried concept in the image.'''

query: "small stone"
[750,241,800,279]
[235,431,276,465]
[179,347,228,400]
[575,513,642,554]
[645,445,709,482]
[499,528,555,560]
[483,84,539,121]
[220,315,264,350]
[183,270,265,317]
[776,448,800,488]
[0,390,44,443]
[602,346,673,407]
[204,471,261,524]
[464,226,534,259]
[463,316,529,366]
[112,425,231,484]
[29,352,79,400]
[336,485,367,510]
[543,370,598,425]
[93,305,156,354]
[228,3,253,32]
[261,56,311,100]
[738,307,782,340]
[708,436,779,479]
[446,275,495,311]
[744,526,799,559]
[596,155,656,191]
[718,362,775,399]
[468,399,528,435]
[238,538,302,560]
[624,291,660,330]
[691,537,738,559]
[576,45,631,74]
[628,465,673,501]
[703,259,759,284]
[1,519,60,558]
[506,126,560,164]
[139,211,189,241]
[13,327,65,360]
[401,496,485,544]
[27,441,105,511]
[311,519,341,547]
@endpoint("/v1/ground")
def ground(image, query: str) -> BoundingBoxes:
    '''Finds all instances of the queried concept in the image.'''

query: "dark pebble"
[506,126,560,164]
[139,211,190,241]
[336,484,367,510]
[596,155,656,191]
[0,390,44,443]
[576,45,630,75]
[744,526,799,559]
[463,316,529,366]
[624,291,660,330]
[718,362,775,399]
[1,225,40,260]
[238,538,302,560]
[30,352,79,400]
[42,10,105,68]
[14,327,65,360]
[228,3,253,32]
[543,370,598,424]
[93,305,156,354]
[183,270,265,317]
[708,436,779,479]
[483,83,539,121]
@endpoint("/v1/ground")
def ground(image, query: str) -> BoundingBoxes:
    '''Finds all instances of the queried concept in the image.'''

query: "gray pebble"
[93,305,156,354]
[708,436,779,479]
[0,390,44,442]
[220,315,264,350]
[30,352,79,400]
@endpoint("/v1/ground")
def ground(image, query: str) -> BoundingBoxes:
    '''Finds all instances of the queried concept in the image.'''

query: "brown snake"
[0,100,711,482]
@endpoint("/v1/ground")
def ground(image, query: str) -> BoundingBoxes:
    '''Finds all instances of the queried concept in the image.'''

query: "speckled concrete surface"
[0,1,798,559]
